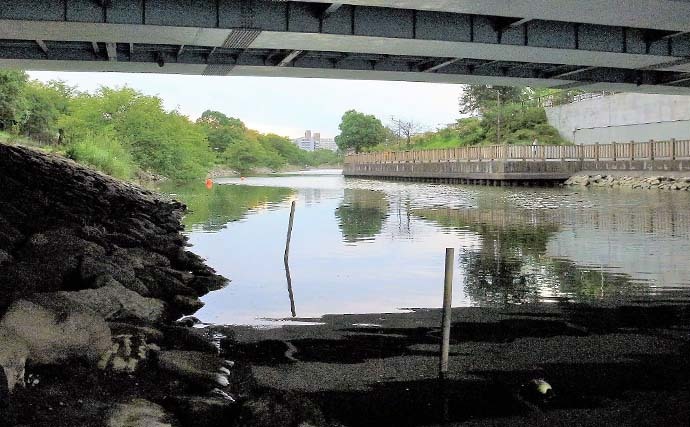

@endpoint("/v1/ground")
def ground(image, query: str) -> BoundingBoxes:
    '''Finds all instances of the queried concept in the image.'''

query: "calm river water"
[161,171,690,326]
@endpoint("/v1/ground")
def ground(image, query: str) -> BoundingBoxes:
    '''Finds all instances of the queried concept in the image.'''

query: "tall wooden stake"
[284,201,297,317]
[284,201,296,263]
[439,248,454,379]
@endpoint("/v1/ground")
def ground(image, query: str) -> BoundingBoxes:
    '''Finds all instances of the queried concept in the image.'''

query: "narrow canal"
[161,170,690,326]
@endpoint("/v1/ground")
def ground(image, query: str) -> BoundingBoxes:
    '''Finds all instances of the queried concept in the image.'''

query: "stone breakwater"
[0,145,343,427]
[565,174,690,190]
[0,144,226,317]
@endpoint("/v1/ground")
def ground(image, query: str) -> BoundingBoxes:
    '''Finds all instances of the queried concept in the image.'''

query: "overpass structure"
[2,1,690,93]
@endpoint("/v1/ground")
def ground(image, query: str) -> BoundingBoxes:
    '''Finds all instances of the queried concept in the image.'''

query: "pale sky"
[28,71,462,139]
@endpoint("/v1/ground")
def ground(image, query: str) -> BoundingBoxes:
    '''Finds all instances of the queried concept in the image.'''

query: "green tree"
[258,133,307,166]
[197,110,247,152]
[60,86,213,180]
[335,110,386,153]
[20,80,73,143]
[0,70,28,131]
[459,85,525,115]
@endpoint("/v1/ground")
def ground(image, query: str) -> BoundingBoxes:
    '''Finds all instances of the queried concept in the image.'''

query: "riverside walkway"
[343,139,690,186]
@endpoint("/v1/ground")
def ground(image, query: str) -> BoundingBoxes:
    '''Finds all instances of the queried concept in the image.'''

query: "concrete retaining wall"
[344,159,690,182]
[545,93,690,144]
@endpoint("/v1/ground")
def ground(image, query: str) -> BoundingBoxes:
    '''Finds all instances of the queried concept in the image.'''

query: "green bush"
[66,133,135,180]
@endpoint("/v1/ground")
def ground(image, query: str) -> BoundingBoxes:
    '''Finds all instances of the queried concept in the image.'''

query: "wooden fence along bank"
[343,139,690,186]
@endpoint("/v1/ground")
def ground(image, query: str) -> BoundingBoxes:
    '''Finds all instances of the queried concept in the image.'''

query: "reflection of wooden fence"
[345,140,690,165]
[414,204,690,239]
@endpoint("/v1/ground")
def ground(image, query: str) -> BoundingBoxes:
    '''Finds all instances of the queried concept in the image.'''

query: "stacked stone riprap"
[0,144,238,426]
[0,144,227,317]
[565,174,690,190]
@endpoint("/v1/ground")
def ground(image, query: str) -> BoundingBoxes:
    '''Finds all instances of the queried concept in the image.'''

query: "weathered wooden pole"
[284,201,297,317]
[284,201,296,262]
[439,248,455,379]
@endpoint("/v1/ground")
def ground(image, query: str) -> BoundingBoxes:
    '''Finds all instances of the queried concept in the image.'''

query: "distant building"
[293,130,339,152]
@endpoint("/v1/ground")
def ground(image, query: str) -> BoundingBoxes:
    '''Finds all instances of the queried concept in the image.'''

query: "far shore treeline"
[0,70,341,181]
[334,86,575,154]
[1,70,574,181]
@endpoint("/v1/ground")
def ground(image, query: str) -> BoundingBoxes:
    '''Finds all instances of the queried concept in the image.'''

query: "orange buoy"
[205,178,213,189]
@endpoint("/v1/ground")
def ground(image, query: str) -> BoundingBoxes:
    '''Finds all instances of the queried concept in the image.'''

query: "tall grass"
[66,133,136,180]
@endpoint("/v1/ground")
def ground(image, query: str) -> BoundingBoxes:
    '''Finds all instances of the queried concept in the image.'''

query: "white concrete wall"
[546,93,690,144]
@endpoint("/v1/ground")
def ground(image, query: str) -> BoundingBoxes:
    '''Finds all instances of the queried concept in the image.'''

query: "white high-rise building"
[293,130,338,152]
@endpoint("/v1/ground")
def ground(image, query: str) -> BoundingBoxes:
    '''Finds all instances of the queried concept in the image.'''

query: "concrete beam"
[551,66,598,78]
[2,0,690,74]
[421,58,461,73]
[288,0,690,33]
[105,42,116,62]
[35,39,48,54]
[322,3,344,18]
[278,50,303,67]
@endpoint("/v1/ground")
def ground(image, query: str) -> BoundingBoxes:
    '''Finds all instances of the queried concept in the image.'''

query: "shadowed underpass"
[217,303,690,426]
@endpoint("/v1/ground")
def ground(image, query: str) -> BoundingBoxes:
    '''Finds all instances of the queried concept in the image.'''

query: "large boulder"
[50,280,167,324]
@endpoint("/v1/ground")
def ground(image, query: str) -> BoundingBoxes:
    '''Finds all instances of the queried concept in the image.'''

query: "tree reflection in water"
[158,181,293,232]
[335,189,389,243]
[415,207,646,305]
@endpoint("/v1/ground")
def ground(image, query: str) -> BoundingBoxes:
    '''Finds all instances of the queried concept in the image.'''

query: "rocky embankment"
[565,174,690,190]
[0,145,336,426]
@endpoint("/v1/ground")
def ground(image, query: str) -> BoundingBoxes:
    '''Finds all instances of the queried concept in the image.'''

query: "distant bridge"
[343,139,690,184]
[2,1,690,93]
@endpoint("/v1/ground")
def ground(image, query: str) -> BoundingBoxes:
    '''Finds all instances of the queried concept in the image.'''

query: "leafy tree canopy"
[335,110,387,153]
[459,85,525,115]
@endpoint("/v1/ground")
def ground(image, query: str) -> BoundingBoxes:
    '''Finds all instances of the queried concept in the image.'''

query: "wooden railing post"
[612,141,617,161]
[595,143,599,161]
[671,138,677,160]
[629,141,634,161]
[503,144,509,160]
[649,139,655,160]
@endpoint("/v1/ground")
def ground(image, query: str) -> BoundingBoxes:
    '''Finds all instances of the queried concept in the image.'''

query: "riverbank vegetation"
[347,86,575,153]
[0,71,341,181]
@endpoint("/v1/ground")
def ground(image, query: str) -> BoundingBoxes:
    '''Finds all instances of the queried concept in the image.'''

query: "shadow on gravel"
[220,304,690,425]
[225,318,591,366]
[561,303,689,333]
[299,347,690,427]
[306,378,526,427]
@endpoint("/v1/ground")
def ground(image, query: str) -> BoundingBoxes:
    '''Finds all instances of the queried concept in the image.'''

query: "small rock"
[106,399,175,427]
[170,395,237,427]
[0,249,12,265]
[176,316,202,328]
[173,295,205,315]
[157,351,233,389]
[520,378,555,403]
[162,326,218,354]
[108,322,164,343]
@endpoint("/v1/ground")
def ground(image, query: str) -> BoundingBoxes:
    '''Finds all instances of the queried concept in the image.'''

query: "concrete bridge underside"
[2,1,690,93]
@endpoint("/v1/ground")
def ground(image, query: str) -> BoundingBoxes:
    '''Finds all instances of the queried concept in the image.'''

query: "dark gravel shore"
[213,301,690,426]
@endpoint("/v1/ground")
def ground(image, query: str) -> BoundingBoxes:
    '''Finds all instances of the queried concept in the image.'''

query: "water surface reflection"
[160,172,690,325]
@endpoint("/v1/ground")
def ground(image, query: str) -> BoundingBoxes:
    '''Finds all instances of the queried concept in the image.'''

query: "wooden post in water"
[284,201,296,262]
[439,248,454,379]
[284,201,297,317]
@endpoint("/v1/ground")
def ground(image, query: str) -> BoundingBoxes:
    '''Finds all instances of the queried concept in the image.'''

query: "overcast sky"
[28,71,462,139]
